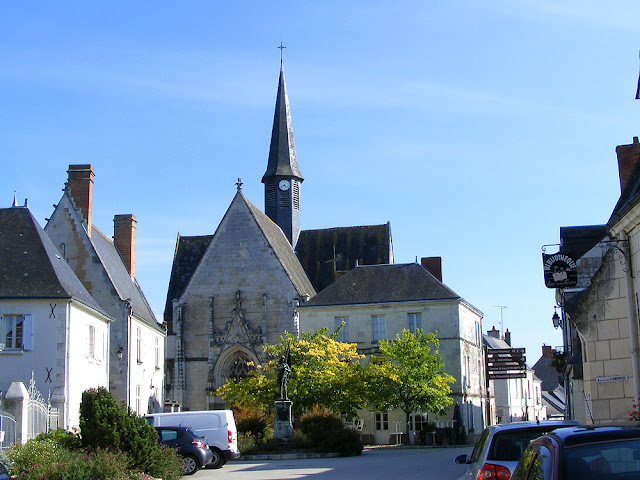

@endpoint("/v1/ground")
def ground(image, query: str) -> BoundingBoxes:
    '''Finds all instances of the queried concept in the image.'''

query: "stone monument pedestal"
[273,400,293,442]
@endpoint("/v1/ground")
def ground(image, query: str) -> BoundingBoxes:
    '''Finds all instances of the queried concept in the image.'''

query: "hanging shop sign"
[542,252,578,288]
[487,348,527,380]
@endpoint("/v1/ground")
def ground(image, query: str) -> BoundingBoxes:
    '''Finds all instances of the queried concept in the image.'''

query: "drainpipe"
[620,230,640,403]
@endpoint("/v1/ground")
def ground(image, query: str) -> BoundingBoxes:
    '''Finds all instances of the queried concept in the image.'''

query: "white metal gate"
[27,375,54,440]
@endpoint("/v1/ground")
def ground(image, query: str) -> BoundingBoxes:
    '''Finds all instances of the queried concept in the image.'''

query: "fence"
[2,373,58,447]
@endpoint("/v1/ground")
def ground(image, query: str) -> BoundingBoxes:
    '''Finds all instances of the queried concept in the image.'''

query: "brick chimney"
[615,137,640,193]
[504,328,511,346]
[66,165,95,237]
[421,257,442,282]
[114,214,136,277]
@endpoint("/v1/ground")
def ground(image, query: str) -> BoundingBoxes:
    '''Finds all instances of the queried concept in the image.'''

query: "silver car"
[455,420,579,480]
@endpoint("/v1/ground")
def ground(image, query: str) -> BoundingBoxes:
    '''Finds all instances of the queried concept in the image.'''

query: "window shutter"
[96,329,104,361]
[22,314,33,351]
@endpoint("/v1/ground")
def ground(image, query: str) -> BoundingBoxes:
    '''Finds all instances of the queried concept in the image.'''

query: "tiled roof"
[0,207,109,317]
[296,223,393,293]
[300,263,459,307]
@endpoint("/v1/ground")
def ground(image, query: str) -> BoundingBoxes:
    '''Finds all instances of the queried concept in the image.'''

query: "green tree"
[217,329,367,417]
[366,329,455,439]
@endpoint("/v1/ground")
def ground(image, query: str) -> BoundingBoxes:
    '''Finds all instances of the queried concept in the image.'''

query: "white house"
[0,204,112,430]
[45,165,165,415]
[298,260,486,444]
[484,330,547,423]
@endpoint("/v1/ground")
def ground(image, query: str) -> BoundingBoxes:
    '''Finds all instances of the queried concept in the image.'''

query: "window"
[135,385,141,414]
[407,313,422,333]
[1,314,32,351]
[375,412,389,430]
[88,325,95,358]
[410,413,429,431]
[86,325,104,361]
[372,315,385,342]
[155,337,160,369]
[136,327,142,363]
[334,316,349,342]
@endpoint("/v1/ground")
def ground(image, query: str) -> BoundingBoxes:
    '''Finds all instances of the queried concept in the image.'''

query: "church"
[163,62,393,411]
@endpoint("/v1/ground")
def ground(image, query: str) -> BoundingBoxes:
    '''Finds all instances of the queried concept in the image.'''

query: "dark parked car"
[0,460,9,480]
[511,424,640,480]
[156,426,214,475]
[455,420,579,480]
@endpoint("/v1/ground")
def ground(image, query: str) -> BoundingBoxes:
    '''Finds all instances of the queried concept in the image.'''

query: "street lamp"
[116,345,123,360]
[552,307,562,329]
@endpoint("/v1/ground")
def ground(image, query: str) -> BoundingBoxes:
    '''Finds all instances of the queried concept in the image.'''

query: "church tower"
[262,61,304,247]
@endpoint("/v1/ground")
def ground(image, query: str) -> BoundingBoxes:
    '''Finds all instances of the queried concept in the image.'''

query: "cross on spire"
[278,41,286,62]
[236,178,243,190]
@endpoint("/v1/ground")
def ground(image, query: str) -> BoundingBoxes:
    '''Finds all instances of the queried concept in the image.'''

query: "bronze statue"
[276,344,291,400]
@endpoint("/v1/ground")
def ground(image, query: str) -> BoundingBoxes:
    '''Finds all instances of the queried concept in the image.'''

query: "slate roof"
[163,234,213,322]
[296,223,393,293]
[89,225,160,329]
[609,150,640,228]
[559,225,607,258]
[0,207,109,317]
[163,191,315,323]
[262,62,303,182]
[300,263,460,307]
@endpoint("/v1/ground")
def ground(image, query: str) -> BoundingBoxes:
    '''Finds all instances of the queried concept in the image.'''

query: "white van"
[146,410,240,468]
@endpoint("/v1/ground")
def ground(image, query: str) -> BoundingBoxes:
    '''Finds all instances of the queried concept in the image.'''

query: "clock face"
[278,179,291,191]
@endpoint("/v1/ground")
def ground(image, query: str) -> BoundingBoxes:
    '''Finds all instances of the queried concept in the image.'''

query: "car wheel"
[208,447,226,469]
[182,455,200,475]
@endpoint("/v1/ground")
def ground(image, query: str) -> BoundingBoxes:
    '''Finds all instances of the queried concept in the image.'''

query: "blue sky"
[2,1,639,365]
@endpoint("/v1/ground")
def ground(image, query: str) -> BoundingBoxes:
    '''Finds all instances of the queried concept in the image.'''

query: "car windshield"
[563,438,640,478]
[488,429,556,462]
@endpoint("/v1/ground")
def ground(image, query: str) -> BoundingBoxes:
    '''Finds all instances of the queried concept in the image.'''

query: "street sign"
[489,348,525,355]
[488,372,527,379]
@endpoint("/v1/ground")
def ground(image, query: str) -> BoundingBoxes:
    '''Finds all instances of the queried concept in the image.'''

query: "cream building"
[298,260,485,444]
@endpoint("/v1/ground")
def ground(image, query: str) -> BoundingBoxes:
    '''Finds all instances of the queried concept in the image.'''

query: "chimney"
[487,326,500,339]
[114,214,136,277]
[504,328,511,346]
[421,257,442,282]
[615,137,640,193]
[66,165,95,237]
[542,345,554,358]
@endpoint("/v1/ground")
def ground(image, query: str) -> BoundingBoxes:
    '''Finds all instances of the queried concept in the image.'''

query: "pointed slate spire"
[262,62,303,183]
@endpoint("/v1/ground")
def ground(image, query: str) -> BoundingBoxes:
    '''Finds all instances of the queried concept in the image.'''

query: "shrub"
[296,409,363,456]
[80,387,158,472]
[35,428,82,450]
[144,444,184,480]
[237,415,269,442]
[238,432,259,454]
[6,439,133,480]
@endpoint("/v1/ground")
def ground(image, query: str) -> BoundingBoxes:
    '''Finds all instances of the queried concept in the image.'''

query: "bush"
[296,409,363,456]
[35,428,82,450]
[237,415,268,442]
[79,387,159,473]
[6,440,133,480]
[144,444,184,480]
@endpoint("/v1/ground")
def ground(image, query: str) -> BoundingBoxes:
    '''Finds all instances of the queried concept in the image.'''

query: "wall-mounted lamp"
[552,307,562,329]
[117,345,123,360]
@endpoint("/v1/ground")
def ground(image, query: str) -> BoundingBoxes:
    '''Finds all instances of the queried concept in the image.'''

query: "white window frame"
[136,327,142,364]
[87,325,95,359]
[1,314,32,351]
[135,384,141,414]
[372,315,385,342]
[375,412,389,431]
[334,316,349,342]
[407,312,422,333]
[155,336,160,369]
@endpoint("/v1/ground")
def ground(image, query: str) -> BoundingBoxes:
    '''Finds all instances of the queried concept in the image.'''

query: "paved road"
[195,446,472,480]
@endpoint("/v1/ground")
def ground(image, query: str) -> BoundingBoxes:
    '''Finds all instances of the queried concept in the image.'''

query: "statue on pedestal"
[274,343,293,442]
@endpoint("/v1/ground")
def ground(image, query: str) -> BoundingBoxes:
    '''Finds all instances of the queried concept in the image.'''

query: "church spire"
[262,61,304,247]
[262,62,303,183]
